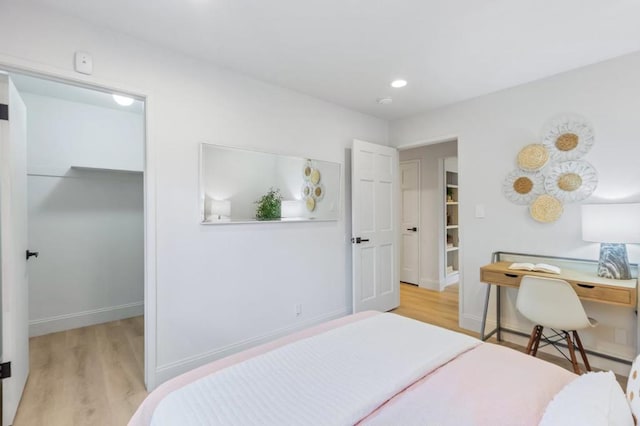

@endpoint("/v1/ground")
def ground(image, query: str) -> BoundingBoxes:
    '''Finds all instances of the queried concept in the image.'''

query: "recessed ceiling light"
[376,97,393,105]
[112,94,134,106]
[390,79,407,88]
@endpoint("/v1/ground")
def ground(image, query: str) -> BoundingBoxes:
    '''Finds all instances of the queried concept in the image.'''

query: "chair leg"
[525,326,538,355]
[565,331,580,374]
[531,325,543,357]
[573,331,591,372]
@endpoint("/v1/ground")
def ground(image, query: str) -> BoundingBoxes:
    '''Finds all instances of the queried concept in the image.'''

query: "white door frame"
[396,136,462,328]
[399,159,420,285]
[0,54,158,390]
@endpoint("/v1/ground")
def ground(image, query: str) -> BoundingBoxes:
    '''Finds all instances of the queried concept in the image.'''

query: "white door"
[0,74,29,426]
[400,161,419,285]
[352,139,399,312]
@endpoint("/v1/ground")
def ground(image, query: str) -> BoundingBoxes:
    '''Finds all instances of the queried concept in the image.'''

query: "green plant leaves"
[255,187,282,220]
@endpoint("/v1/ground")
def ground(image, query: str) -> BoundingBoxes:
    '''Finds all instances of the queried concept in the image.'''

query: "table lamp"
[581,203,640,280]
[209,199,231,221]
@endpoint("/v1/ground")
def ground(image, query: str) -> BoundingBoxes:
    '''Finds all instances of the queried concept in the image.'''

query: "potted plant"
[255,188,282,220]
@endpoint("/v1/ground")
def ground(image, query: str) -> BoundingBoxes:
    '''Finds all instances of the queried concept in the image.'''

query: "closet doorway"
[1,71,147,425]
[395,139,461,332]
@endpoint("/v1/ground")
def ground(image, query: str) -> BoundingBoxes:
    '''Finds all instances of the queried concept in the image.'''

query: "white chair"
[516,275,597,374]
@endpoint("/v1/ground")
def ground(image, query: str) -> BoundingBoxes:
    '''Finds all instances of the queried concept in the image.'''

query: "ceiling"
[23,0,640,120]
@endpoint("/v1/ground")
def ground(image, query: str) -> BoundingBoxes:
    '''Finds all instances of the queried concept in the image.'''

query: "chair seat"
[538,317,597,331]
[516,275,597,374]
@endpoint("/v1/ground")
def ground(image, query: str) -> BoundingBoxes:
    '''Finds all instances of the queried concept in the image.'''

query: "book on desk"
[508,262,561,274]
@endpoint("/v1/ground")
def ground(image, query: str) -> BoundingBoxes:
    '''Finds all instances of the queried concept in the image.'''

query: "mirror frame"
[199,143,342,225]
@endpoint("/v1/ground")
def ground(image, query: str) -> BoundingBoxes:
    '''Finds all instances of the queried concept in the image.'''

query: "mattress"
[130,311,576,426]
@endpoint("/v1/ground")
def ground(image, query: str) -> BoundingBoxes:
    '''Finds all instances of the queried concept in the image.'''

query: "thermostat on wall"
[74,51,93,75]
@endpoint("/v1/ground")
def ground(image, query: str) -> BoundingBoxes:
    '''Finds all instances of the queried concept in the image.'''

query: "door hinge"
[0,104,7,121]
[0,362,11,379]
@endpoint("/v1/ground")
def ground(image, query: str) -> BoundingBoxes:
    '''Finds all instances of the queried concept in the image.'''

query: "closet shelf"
[443,160,459,287]
[70,166,143,174]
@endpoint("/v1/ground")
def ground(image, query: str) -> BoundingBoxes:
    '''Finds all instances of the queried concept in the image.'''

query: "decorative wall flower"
[301,182,313,198]
[542,115,595,161]
[517,144,549,171]
[302,160,324,210]
[305,196,316,212]
[312,183,325,201]
[310,169,321,185]
[530,194,564,223]
[544,160,598,202]
[503,169,545,205]
[302,160,313,181]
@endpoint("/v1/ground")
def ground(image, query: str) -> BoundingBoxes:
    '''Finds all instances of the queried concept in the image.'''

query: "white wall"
[23,92,144,336]
[0,1,388,387]
[24,93,143,174]
[391,52,640,373]
[399,141,457,289]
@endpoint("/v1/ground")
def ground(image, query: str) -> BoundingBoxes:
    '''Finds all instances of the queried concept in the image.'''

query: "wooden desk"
[481,261,636,307]
[479,260,637,364]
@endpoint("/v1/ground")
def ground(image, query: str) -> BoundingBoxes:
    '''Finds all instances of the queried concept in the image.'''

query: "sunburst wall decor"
[503,115,598,223]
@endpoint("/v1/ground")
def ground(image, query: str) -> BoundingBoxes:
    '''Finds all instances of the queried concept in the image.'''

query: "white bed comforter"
[151,313,479,426]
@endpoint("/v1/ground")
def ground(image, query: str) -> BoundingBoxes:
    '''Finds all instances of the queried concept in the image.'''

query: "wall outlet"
[295,303,302,317]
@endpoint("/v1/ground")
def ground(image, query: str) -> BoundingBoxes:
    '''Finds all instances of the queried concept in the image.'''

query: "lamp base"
[597,243,631,280]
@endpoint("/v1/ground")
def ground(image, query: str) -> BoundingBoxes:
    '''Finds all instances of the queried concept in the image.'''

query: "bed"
[130,311,633,425]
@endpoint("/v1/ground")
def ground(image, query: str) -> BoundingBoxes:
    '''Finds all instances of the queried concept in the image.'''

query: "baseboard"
[155,308,350,385]
[419,278,439,291]
[29,301,144,337]
[461,313,486,333]
[462,314,631,376]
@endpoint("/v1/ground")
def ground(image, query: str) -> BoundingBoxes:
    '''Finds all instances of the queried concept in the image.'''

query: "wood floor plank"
[13,330,69,425]
[97,321,147,425]
[63,326,112,426]
[121,316,145,374]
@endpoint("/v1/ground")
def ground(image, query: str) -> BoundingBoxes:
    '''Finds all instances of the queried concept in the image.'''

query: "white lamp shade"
[581,203,640,243]
[210,199,231,218]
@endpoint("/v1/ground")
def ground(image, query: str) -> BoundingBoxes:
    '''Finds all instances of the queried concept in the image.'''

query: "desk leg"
[481,283,502,342]
[480,284,491,341]
[496,285,502,342]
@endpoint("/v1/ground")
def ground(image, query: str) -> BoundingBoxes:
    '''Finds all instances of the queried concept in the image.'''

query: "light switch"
[475,204,485,218]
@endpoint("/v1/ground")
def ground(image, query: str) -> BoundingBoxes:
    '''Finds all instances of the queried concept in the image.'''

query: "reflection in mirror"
[200,143,341,224]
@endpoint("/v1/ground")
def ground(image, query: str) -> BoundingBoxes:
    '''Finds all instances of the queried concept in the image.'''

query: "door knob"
[26,250,39,260]
[406,227,418,232]
[351,237,370,244]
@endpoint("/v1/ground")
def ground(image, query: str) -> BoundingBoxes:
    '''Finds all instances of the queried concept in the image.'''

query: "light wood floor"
[392,282,628,387]
[14,316,147,426]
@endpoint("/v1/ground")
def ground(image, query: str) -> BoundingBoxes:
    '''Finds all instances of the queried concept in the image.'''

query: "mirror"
[200,143,341,224]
